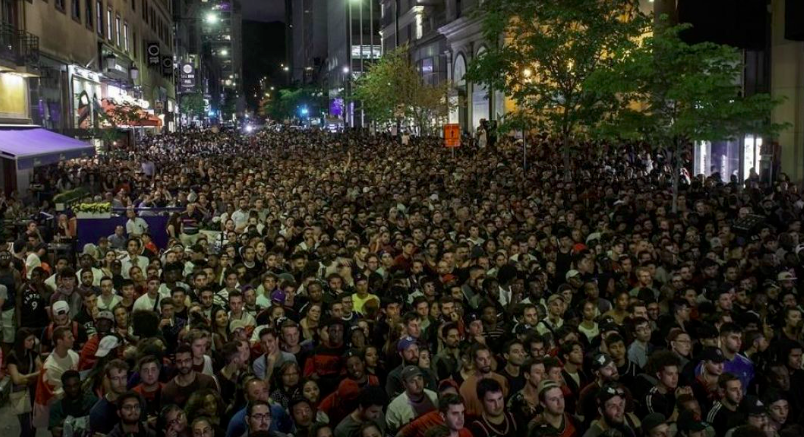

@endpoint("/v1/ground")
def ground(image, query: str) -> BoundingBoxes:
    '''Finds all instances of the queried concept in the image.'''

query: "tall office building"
[173,0,219,124]
[197,0,242,121]
[327,0,381,127]
[291,0,328,85]
[202,0,241,89]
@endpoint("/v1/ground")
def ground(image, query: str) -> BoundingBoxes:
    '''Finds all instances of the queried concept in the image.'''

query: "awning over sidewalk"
[101,99,162,128]
[0,126,95,170]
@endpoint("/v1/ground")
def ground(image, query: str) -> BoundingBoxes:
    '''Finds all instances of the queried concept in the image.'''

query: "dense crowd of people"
[0,127,801,437]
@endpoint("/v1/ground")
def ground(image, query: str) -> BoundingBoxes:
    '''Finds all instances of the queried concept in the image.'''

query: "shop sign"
[147,43,160,67]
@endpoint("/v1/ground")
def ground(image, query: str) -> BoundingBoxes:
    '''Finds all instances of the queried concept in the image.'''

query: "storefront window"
[744,135,762,181]
[72,75,102,130]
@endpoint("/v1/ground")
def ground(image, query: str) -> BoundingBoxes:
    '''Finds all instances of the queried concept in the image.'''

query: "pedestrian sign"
[444,124,460,148]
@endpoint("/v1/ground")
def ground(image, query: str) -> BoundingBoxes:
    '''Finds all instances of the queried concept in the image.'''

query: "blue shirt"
[225,402,293,437]
[695,353,754,393]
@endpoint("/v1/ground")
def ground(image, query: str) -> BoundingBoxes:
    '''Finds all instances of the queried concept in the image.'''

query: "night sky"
[241,0,285,23]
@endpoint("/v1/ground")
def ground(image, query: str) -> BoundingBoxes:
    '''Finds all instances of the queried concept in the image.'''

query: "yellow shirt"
[352,292,379,314]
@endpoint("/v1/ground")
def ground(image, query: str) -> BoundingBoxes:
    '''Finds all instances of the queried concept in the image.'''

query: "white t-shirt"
[133,291,168,312]
[126,217,149,236]
[97,293,122,311]
[44,349,80,396]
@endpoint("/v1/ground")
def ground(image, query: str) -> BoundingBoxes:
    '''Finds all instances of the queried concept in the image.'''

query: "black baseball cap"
[700,346,726,363]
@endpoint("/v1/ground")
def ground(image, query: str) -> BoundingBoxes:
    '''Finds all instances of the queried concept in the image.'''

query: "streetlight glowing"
[270,87,275,91]
[342,66,350,74]
[205,13,218,24]
[283,66,289,72]
[221,49,228,56]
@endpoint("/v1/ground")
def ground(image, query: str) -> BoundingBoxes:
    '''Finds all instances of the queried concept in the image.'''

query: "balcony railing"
[0,23,40,66]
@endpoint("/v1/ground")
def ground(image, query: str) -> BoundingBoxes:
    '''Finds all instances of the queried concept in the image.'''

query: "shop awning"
[0,126,95,170]
[102,99,162,128]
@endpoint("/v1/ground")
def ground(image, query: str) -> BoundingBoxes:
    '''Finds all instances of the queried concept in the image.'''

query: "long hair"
[273,360,301,393]
[12,328,35,372]
[185,388,225,426]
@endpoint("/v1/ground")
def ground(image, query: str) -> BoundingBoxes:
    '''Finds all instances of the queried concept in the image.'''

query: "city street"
[0,1,802,437]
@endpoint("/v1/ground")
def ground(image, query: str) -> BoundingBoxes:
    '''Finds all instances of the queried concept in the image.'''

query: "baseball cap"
[763,279,781,290]
[514,323,533,335]
[537,380,561,398]
[641,413,667,434]
[591,353,615,371]
[778,271,797,281]
[229,319,248,333]
[270,289,286,305]
[762,388,787,406]
[397,336,418,352]
[52,301,70,316]
[95,335,120,358]
[354,273,368,283]
[438,379,460,393]
[565,270,581,281]
[677,410,708,433]
[743,396,767,416]
[596,383,626,405]
[401,365,423,382]
[701,346,726,363]
[96,310,114,322]
[80,245,96,259]
[464,312,481,325]
[547,294,565,305]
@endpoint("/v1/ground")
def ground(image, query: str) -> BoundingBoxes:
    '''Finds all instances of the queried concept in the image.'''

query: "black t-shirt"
[467,413,518,437]
[73,309,96,337]
[160,373,218,408]
[500,367,526,398]
[20,285,49,329]
[6,350,35,377]
[215,370,238,405]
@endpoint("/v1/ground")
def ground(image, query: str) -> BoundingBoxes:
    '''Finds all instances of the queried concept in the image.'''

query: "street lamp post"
[522,68,533,169]
[343,66,350,129]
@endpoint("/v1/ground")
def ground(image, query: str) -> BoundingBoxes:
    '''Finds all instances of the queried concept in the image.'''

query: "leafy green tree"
[181,92,206,120]
[352,46,450,134]
[265,87,326,122]
[593,21,788,212]
[465,0,646,172]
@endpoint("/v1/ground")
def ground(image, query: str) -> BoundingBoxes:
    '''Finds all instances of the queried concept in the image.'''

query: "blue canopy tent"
[0,125,95,195]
